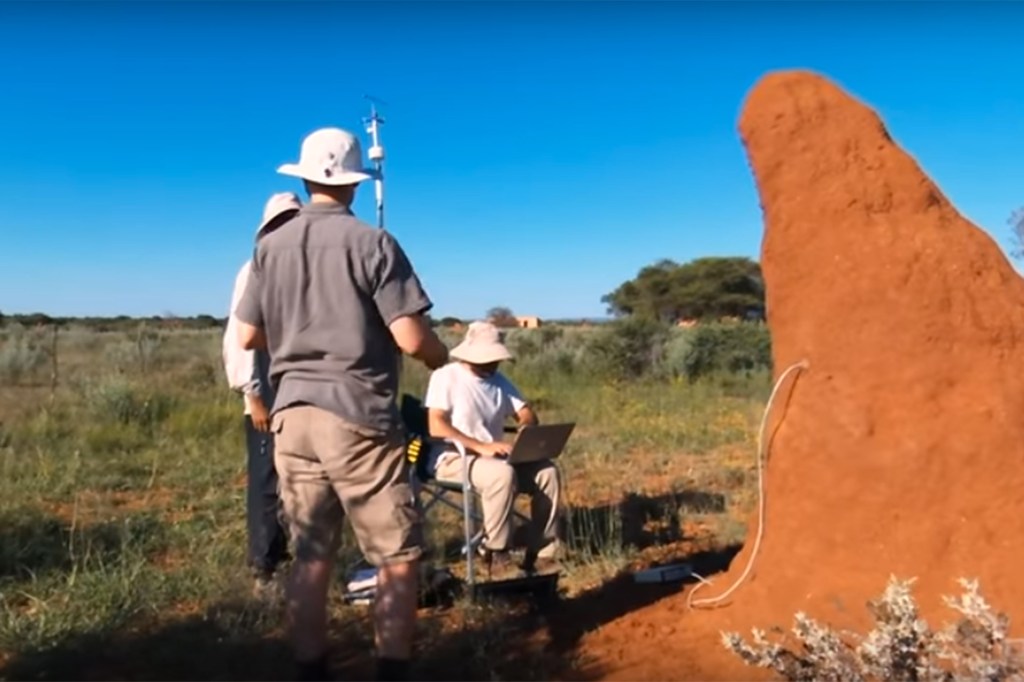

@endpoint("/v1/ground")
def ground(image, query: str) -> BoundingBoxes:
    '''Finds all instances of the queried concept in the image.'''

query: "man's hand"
[247,394,271,433]
[476,441,512,458]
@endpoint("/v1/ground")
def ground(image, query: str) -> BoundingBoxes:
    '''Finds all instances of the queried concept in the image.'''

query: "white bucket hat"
[256,192,302,237]
[277,127,379,186]
[450,321,514,365]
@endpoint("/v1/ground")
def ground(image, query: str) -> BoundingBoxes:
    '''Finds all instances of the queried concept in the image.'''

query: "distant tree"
[487,306,518,328]
[438,316,463,328]
[602,256,764,322]
[1009,207,1024,260]
[0,309,4,328]
[19,312,53,327]
[193,314,220,328]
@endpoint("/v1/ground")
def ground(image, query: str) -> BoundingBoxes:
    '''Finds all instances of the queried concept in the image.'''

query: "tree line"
[2,255,766,334]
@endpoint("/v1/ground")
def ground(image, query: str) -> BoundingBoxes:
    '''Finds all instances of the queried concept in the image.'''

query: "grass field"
[0,322,770,680]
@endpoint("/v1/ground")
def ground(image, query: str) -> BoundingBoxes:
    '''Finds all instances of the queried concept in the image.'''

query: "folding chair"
[401,393,530,590]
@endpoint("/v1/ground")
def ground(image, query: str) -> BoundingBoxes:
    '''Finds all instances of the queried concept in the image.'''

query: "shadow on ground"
[2,544,741,682]
[437,488,728,563]
[1,489,738,682]
[565,490,727,554]
[0,601,295,681]
[413,544,742,681]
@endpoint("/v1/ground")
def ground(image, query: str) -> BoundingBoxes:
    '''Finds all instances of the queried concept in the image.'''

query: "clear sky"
[2,1,1022,320]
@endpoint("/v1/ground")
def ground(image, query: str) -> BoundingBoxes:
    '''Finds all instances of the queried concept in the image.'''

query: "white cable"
[687,358,809,610]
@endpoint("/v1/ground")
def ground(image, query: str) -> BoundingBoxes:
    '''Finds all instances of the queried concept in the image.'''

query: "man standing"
[223,192,302,596]
[235,127,448,682]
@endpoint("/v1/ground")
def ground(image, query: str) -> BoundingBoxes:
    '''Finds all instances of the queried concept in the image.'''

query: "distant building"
[516,316,542,329]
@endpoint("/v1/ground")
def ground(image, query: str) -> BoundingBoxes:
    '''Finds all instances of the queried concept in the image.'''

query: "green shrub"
[0,325,48,384]
[84,377,174,429]
[585,317,671,381]
[103,325,165,375]
[678,322,771,381]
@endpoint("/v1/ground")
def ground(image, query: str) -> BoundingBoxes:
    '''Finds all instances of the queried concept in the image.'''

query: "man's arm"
[242,350,271,432]
[226,318,269,429]
[501,374,538,431]
[373,232,448,370]
[234,257,267,351]
[224,264,264,388]
[237,322,267,351]
[390,315,448,370]
[428,408,509,458]
[515,404,539,430]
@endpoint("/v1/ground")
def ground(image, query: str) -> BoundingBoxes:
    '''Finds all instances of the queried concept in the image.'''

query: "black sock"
[296,654,330,681]
[376,656,410,681]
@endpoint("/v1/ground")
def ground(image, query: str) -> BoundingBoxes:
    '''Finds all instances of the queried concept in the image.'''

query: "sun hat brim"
[277,163,379,186]
[256,206,300,237]
[449,341,513,365]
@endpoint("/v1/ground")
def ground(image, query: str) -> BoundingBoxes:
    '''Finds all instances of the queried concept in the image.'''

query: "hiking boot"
[478,547,518,580]
[522,555,561,575]
[522,542,564,575]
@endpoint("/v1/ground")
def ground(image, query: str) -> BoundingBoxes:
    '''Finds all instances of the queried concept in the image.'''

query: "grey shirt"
[235,202,432,431]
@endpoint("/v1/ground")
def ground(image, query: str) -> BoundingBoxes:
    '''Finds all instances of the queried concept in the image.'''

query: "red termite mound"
[576,70,1024,680]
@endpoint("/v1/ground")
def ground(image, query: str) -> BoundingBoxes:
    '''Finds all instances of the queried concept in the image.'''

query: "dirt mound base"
[575,70,1024,680]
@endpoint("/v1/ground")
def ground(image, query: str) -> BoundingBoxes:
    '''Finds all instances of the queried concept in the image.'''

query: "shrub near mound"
[584,317,671,381]
[500,319,772,383]
[725,576,1024,682]
[583,318,772,382]
[679,321,772,381]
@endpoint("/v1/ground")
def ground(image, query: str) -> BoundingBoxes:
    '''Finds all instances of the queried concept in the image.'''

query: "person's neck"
[460,362,494,379]
[308,194,351,208]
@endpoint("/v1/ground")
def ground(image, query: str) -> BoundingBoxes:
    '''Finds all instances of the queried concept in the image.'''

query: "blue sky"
[2,1,1022,320]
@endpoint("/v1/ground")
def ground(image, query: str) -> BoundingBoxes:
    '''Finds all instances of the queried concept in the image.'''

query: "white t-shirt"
[423,362,527,467]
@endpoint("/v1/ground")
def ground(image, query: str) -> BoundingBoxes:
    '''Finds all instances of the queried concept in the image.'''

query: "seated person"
[424,321,563,573]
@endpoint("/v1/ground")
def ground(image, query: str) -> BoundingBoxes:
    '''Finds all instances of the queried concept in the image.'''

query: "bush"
[103,326,165,375]
[0,325,49,384]
[585,317,671,381]
[678,321,771,381]
[500,327,587,383]
[723,575,1024,681]
[84,377,173,429]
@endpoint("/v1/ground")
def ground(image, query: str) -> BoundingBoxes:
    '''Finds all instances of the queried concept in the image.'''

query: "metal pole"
[363,96,386,229]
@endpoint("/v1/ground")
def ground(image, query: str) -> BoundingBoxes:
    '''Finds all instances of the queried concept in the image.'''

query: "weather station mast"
[363,95,387,230]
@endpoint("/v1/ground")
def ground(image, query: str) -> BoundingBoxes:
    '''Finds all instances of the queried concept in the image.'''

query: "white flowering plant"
[722,576,1024,681]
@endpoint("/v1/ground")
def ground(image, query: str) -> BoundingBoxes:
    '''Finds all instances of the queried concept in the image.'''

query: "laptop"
[504,423,576,465]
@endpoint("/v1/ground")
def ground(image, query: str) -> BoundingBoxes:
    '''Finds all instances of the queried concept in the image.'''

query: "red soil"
[576,69,1024,680]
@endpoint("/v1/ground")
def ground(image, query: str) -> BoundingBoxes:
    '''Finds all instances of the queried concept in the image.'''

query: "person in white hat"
[222,192,302,596]
[275,126,380,187]
[423,321,564,575]
[235,127,448,682]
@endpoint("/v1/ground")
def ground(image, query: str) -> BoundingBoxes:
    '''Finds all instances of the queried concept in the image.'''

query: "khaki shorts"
[271,404,423,566]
